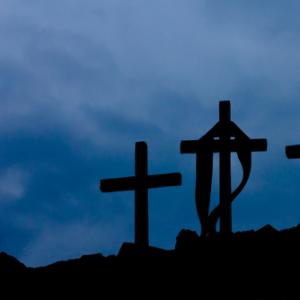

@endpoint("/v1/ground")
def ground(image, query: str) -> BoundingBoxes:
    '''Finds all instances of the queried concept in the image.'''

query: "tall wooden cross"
[181,101,267,234]
[100,141,182,247]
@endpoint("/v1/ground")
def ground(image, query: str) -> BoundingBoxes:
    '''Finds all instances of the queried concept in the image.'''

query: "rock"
[118,242,171,258]
[256,224,278,235]
[35,253,106,273]
[0,252,26,273]
[175,229,200,253]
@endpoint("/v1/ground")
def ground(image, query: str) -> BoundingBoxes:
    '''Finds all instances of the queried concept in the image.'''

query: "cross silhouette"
[100,141,182,247]
[181,101,267,235]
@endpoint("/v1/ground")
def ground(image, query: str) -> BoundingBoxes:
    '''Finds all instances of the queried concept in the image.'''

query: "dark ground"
[1,224,299,299]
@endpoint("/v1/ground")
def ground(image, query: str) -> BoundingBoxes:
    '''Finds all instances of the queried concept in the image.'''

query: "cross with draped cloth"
[181,101,267,236]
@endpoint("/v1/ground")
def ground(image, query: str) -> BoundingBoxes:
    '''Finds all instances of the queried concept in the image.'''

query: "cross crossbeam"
[181,138,267,154]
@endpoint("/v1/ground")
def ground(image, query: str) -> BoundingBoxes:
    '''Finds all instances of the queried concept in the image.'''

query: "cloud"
[0,166,29,202]
[0,0,300,265]
[0,1,297,156]
[1,0,300,146]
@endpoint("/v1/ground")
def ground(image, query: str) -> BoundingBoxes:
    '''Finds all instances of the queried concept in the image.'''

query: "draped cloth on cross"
[181,101,267,236]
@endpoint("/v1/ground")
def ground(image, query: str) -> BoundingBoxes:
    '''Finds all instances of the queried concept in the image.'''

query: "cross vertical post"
[135,142,149,247]
[219,100,232,233]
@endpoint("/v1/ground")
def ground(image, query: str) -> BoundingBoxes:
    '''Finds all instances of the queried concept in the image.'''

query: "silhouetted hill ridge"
[2,224,300,272]
[2,224,300,298]
[0,252,26,272]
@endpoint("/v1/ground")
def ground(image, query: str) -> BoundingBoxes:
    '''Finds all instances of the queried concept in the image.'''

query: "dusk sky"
[1,0,300,267]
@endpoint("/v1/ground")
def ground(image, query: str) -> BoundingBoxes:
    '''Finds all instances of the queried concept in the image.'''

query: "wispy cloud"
[0,0,299,146]
[0,0,300,265]
[0,166,29,202]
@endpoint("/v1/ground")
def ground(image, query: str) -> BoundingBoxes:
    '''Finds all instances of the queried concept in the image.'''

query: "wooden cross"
[100,141,182,247]
[181,101,267,234]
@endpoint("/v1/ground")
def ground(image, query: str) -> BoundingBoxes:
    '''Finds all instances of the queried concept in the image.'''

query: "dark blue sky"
[1,0,300,266]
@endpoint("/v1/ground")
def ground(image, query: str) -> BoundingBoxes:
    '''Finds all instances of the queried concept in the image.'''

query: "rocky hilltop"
[1,224,300,298]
